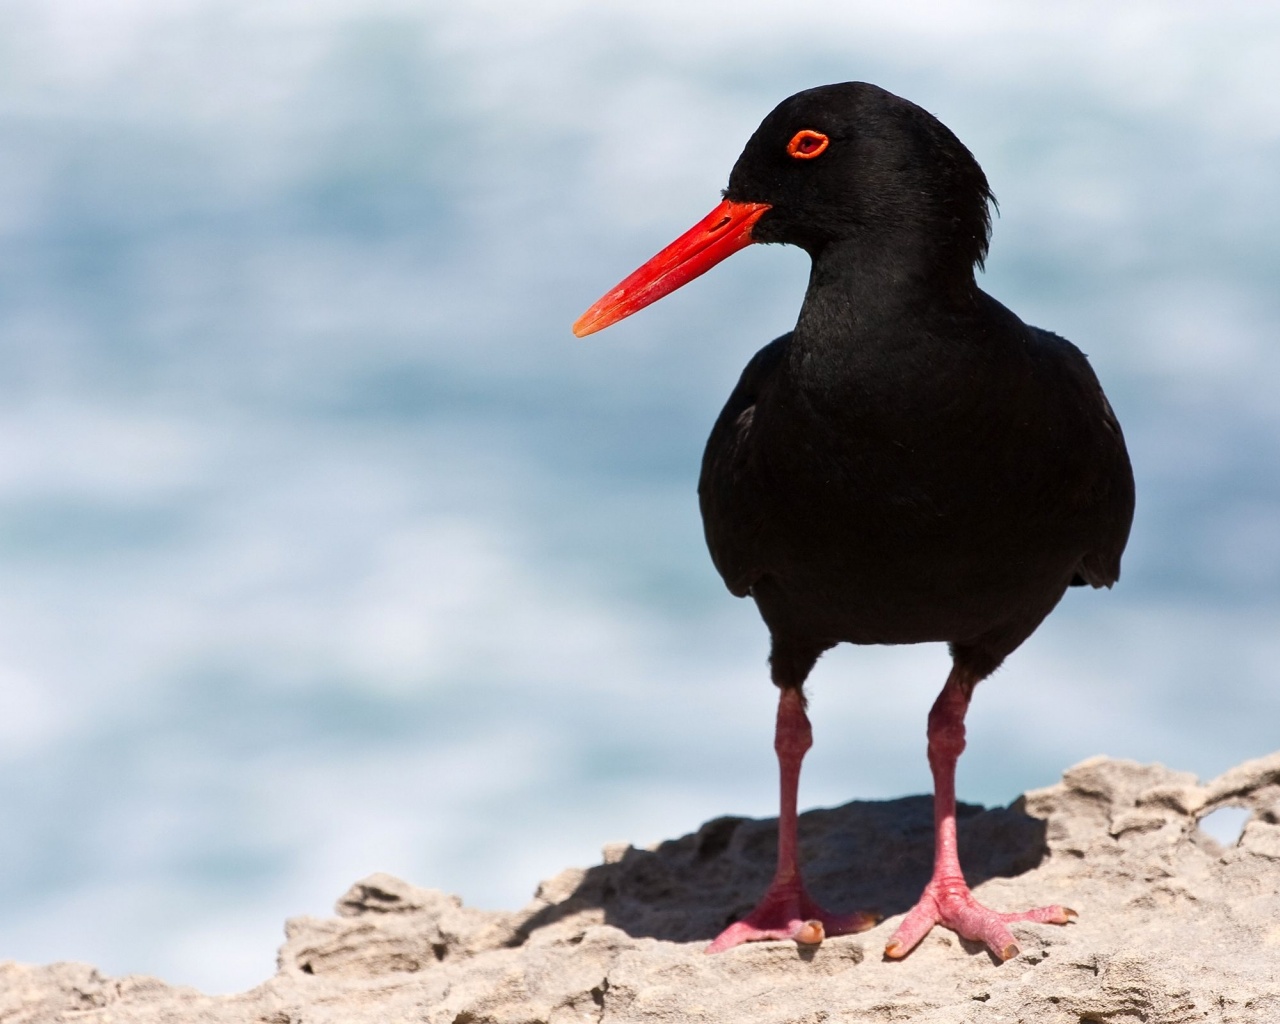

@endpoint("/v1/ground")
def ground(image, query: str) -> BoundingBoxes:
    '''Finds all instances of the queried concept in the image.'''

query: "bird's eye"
[786,130,829,160]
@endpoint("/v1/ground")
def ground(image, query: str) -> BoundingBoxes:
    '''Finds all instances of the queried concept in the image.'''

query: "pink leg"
[885,667,1076,961]
[706,687,877,953]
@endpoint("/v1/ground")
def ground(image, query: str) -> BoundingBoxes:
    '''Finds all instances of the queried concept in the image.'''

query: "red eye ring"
[786,129,829,160]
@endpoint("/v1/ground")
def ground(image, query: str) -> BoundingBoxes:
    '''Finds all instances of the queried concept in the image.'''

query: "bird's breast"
[700,337,1102,643]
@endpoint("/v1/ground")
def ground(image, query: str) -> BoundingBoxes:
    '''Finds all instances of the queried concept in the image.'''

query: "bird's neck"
[792,238,977,356]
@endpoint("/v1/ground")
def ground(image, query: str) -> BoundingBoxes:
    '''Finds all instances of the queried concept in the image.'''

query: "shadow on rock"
[511,794,1048,946]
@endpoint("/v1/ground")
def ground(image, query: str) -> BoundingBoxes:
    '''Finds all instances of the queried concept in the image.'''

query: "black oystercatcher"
[572,83,1134,962]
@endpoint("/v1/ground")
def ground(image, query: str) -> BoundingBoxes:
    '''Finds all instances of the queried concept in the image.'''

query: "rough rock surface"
[6,753,1280,1023]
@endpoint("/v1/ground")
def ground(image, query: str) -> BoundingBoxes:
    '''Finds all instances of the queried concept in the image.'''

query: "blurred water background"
[0,0,1277,994]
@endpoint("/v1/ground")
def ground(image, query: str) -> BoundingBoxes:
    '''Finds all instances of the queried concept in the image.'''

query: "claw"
[885,884,1076,963]
[705,881,875,953]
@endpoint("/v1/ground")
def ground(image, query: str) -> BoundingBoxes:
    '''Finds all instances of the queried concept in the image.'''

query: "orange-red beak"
[572,199,771,337]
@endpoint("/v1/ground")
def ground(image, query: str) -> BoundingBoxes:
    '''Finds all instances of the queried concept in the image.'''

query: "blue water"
[0,1,1278,994]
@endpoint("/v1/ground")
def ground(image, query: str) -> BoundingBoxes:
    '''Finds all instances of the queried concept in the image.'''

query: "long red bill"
[572,199,771,337]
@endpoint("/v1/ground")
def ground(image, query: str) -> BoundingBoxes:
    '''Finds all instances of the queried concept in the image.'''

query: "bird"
[572,82,1134,962]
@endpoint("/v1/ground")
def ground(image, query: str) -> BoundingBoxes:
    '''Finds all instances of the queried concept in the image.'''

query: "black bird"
[573,83,1134,962]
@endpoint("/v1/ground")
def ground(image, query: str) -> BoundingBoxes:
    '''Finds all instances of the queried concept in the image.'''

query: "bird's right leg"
[705,685,877,952]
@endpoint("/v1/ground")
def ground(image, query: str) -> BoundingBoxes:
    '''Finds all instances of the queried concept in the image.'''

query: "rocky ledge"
[5,753,1280,1023]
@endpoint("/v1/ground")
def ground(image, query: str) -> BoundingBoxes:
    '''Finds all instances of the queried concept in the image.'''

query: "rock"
[6,753,1280,1023]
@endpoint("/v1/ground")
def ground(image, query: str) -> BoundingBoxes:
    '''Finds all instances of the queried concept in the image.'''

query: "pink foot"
[706,878,878,953]
[884,874,1075,961]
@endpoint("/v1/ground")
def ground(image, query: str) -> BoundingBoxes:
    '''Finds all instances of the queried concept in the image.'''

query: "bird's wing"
[698,334,791,598]
[1073,382,1134,588]
[1032,328,1135,590]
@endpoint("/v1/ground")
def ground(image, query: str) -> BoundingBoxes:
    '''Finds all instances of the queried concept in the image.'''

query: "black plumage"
[576,82,1134,960]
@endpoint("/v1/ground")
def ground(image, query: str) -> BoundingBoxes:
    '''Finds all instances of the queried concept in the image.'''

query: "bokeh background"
[1,0,1277,995]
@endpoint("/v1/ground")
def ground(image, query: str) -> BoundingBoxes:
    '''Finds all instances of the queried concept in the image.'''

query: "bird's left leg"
[885,664,1075,961]
[706,685,877,952]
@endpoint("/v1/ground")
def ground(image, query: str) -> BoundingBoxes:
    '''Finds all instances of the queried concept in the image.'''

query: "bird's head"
[573,82,994,338]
